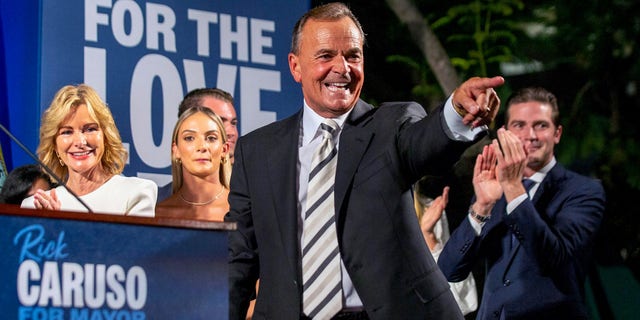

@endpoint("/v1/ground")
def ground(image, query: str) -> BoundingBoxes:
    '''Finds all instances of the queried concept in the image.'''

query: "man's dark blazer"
[226,99,472,319]
[438,163,605,319]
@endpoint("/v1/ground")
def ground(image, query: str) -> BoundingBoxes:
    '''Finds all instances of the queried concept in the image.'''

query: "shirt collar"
[301,100,351,145]
[527,157,556,184]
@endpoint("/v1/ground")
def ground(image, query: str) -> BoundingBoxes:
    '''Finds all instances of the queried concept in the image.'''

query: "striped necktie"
[302,119,343,319]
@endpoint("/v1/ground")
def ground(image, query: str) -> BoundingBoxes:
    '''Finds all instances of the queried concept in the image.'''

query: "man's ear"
[288,53,302,83]
[554,125,563,144]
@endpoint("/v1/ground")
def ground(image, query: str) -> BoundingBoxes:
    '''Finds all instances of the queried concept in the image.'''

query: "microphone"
[0,123,94,212]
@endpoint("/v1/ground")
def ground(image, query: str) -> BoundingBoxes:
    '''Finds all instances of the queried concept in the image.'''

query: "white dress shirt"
[298,98,485,309]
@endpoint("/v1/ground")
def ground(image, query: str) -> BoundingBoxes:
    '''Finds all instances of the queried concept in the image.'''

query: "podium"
[0,204,234,319]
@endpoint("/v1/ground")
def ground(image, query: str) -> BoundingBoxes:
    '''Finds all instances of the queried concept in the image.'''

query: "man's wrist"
[453,100,468,118]
[469,205,491,223]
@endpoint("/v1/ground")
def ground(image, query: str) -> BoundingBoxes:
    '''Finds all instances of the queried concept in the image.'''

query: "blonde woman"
[155,106,231,221]
[21,84,157,216]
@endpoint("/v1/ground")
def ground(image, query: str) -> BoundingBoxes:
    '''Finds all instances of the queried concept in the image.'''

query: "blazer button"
[493,310,500,318]
[503,279,511,286]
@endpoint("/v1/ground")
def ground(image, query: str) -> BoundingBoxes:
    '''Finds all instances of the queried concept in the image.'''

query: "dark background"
[312,1,640,318]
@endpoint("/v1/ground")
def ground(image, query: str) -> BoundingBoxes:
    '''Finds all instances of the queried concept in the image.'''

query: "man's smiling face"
[288,17,364,118]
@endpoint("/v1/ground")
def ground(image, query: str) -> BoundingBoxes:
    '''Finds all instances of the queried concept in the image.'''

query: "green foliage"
[331,0,640,275]
[385,54,442,110]
[332,0,640,280]
[432,0,524,77]
[556,114,607,170]
[514,0,640,269]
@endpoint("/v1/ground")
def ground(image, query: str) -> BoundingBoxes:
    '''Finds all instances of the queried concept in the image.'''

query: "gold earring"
[221,157,227,164]
[56,153,65,167]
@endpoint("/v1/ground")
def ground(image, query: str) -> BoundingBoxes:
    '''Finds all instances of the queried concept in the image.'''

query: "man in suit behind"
[225,2,505,319]
[438,87,606,319]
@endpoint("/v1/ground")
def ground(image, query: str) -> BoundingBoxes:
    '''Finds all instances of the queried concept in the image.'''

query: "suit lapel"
[266,111,303,277]
[334,100,374,222]
[531,164,564,216]
[505,164,564,267]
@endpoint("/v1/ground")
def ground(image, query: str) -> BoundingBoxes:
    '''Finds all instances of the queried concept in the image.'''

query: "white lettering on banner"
[187,9,218,57]
[182,59,207,93]
[250,18,276,65]
[111,0,144,47]
[85,0,110,42]
[85,0,276,62]
[84,47,107,98]
[17,261,148,310]
[85,0,177,52]
[84,264,106,308]
[145,3,176,52]
[83,0,284,181]
[125,267,147,310]
[189,10,276,64]
[215,64,238,96]
[219,14,249,62]
[240,67,279,132]
[130,54,183,169]
[62,263,84,307]
[105,264,126,309]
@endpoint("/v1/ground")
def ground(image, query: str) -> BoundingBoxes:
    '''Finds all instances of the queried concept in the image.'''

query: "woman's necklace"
[179,185,225,206]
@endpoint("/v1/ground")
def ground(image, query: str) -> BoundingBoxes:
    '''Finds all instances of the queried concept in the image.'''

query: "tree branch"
[385,0,460,94]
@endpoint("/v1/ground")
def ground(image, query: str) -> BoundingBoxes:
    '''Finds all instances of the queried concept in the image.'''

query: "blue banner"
[0,211,229,319]
[1,0,309,185]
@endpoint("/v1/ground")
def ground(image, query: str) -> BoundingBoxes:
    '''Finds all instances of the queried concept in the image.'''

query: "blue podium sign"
[0,205,232,319]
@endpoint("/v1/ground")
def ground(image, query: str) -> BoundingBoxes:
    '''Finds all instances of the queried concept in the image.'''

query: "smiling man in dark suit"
[225,2,504,319]
[438,87,606,319]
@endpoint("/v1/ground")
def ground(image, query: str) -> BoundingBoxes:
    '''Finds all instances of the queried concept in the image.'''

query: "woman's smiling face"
[55,104,105,175]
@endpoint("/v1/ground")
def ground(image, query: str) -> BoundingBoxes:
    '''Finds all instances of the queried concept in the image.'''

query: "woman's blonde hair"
[170,106,231,194]
[37,84,126,182]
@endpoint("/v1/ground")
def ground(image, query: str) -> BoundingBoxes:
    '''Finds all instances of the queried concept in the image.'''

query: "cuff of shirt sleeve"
[430,244,443,262]
[468,215,483,236]
[506,193,528,214]
[443,95,487,142]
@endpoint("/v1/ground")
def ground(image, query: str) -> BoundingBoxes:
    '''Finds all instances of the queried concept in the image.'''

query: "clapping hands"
[472,128,529,211]
[421,186,449,251]
[472,145,502,209]
[492,128,528,202]
[33,188,61,211]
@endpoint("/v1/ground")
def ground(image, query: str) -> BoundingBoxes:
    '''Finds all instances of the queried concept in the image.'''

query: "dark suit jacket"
[226,99,473,319]
[156,182,172,204]
[438,163,606,320]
